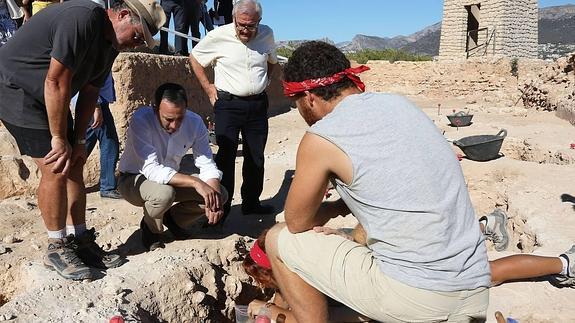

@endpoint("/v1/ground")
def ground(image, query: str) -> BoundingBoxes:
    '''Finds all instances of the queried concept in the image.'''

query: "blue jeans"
[86,102,119,193]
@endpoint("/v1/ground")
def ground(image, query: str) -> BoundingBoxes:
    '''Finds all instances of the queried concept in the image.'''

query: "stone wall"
[439,0,538,60]
[361,57,549,105]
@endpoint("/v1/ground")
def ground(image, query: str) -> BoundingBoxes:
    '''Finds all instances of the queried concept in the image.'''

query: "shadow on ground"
[115,169,295,253]
[222,169,295,238]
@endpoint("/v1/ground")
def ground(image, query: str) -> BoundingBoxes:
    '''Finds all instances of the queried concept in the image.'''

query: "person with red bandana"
[264,41,493,322]
[261,41,575,323]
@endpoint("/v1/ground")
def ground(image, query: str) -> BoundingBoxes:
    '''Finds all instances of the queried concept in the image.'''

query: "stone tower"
[439,0,538,60]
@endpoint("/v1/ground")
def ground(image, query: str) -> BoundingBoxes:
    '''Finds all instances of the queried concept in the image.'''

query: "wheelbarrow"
[453,129,507,161]
[447,111,474,127]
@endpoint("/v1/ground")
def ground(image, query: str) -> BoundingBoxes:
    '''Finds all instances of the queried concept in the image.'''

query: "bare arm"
[90,104,103,129]
[43,58,74,173]
[267,62,275,80]
[351,223,367,245]
[67,83,100,168]
[74,84,100,143]
[284,133,353,233]
[21,0,31,22]
[189,55,218,106]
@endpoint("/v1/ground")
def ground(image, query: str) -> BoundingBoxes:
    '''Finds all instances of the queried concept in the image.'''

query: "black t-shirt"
[0,0,118,129]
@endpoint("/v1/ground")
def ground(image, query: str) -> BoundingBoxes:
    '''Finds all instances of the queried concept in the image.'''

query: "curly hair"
[242,229,278,289]
[283,41,354,101]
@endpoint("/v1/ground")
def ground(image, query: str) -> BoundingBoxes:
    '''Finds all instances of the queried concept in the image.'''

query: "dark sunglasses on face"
[133,28,145,45]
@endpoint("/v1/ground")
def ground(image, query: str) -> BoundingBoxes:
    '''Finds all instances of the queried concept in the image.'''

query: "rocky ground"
[1,57,575,322]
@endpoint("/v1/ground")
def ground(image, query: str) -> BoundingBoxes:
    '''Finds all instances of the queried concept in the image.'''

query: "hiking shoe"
[481,208,509,251]
[163,210,192,240]
[553,245,575,288]
[44,236,93,281]
[140,218,164,251]
[100,190,123,199]
[74,228,125,269]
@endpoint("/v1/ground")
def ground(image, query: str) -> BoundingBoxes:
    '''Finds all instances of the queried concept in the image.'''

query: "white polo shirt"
[191,23,278,97]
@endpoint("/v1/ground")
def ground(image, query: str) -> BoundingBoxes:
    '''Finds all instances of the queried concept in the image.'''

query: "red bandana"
[282,65,371,97]
[250,242,271,269]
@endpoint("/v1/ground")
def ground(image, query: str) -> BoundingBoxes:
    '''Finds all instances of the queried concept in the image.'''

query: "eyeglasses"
[133,29,145,45]
[235,21,259,32]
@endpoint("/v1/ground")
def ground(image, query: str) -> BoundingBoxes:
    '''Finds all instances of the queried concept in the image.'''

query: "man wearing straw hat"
[0,0,165,281]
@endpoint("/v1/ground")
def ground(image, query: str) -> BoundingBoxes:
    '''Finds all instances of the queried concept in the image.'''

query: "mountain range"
[279,4,575,58]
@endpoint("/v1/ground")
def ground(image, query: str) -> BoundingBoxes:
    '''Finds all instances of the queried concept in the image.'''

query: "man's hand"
[91,106,103,129]
[247,299,267,318]
[206,84,218,107]
[195,180,222,211]
[313,226,354,241]
[206,208,224,225]
[44,136,71,174]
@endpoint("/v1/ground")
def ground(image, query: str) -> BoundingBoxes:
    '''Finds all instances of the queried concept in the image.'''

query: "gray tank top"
[309,93,491,292]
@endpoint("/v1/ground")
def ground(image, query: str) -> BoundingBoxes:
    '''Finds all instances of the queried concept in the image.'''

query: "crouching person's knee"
[146,185,176,219]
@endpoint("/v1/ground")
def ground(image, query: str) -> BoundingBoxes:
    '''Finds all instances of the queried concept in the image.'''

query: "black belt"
[217,90,266,101]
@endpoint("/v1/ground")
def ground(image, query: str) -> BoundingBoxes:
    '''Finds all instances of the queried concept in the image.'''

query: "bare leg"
[66,161,86,226]
[266,223,329,323]
[490,254,562,285]
[35,158,68,231]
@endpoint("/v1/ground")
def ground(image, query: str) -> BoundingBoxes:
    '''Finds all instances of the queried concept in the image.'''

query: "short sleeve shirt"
[0,0,118,128]
[192,23,278,97]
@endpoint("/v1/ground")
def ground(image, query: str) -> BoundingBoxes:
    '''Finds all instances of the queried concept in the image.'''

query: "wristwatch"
[76,139,86,145]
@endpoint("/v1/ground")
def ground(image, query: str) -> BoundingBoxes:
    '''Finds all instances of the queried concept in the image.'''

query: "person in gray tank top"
[262,41,493,323]
[258,41,575,323]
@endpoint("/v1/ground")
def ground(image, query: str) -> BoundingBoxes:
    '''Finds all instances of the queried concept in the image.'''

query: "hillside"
[277,5,575,59]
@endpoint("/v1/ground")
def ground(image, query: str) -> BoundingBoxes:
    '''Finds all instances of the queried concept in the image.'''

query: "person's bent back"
[264,41,491,323]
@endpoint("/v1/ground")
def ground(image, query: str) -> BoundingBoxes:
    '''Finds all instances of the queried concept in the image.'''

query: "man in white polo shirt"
[189,0,277,224]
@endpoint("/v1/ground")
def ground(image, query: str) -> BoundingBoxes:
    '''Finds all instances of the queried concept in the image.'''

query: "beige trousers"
[278,227,489,322]
[118,173,228,233]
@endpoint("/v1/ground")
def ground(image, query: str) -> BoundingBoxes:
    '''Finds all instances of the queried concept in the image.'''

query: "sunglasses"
[133,28,145,45]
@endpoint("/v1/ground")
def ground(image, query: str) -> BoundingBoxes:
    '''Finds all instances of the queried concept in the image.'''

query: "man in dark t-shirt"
[0,0,165,281]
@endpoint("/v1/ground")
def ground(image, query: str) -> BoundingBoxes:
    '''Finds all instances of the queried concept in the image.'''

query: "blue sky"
[172,1,574,46]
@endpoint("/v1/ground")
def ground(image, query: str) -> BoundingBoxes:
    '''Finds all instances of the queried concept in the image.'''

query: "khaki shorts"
[277,228,489,322]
